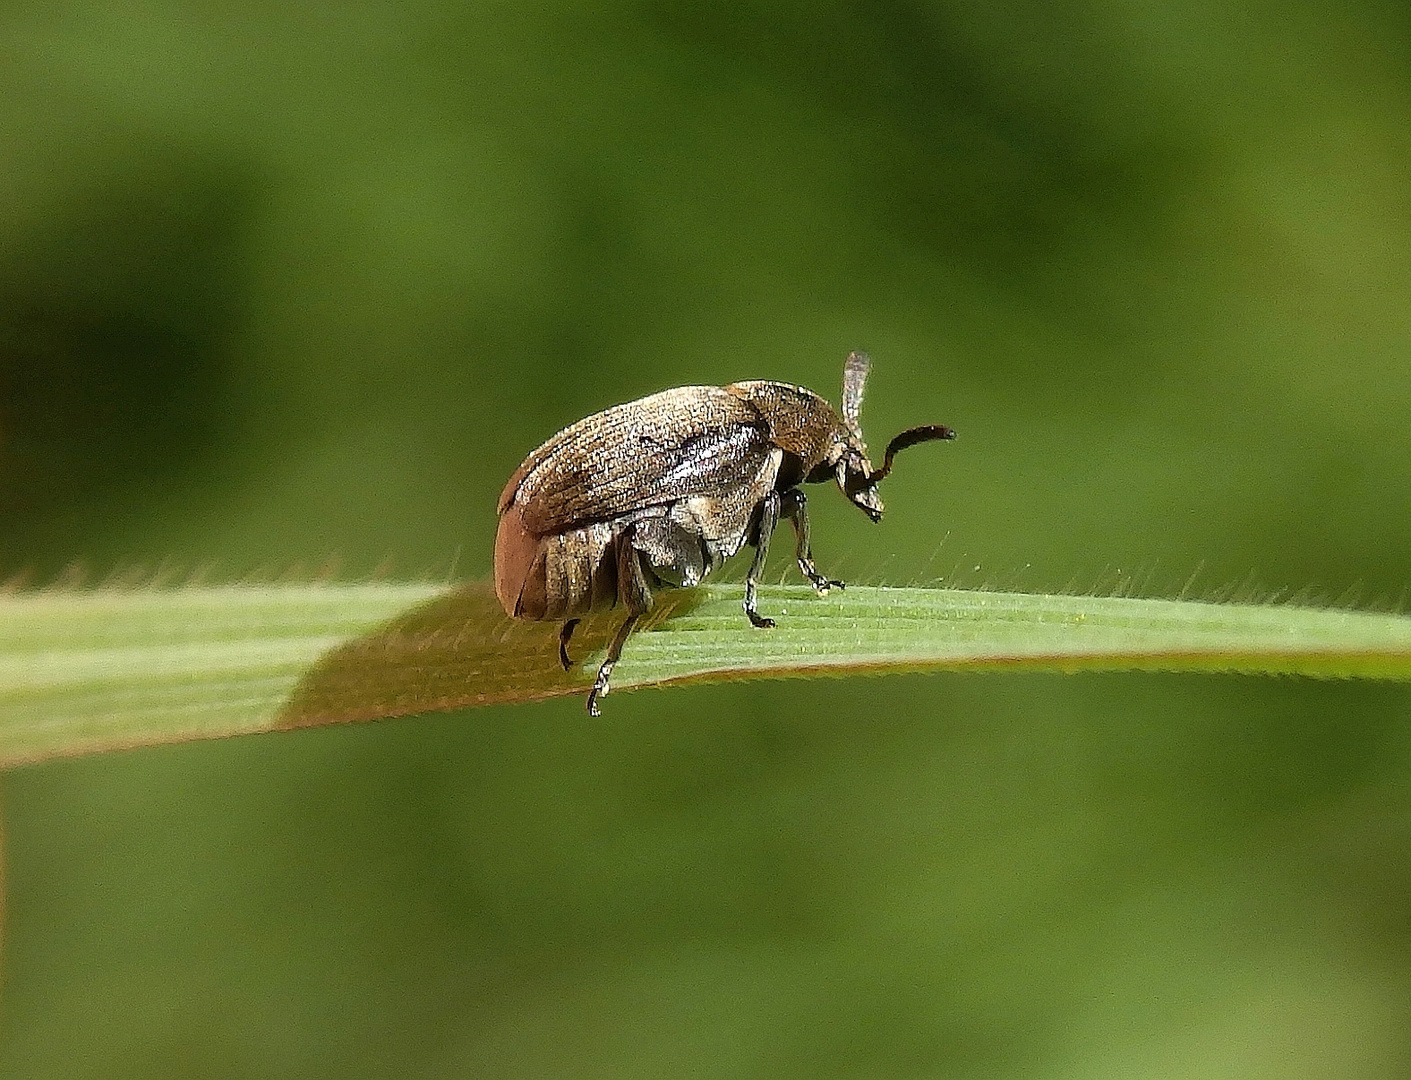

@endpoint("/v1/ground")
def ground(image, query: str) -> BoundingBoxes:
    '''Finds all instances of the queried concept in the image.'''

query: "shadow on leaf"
[278,581,704,727]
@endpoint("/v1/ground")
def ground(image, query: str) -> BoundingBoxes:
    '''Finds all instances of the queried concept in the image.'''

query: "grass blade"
[3,581,1411,766]
[0,585,440,765]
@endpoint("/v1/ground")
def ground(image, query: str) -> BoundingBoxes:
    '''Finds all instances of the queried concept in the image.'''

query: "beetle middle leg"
[586,535,654,716]
[744,491,779,629]
[780,489,845,595]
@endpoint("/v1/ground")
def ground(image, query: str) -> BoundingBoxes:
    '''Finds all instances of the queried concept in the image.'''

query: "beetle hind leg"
[781,489,844,594]
[586,534,654,716]
[587,613,640,717]
[558,618,581,670]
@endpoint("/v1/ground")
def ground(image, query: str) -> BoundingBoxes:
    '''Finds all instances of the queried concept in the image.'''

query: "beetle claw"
[801,566,846,595]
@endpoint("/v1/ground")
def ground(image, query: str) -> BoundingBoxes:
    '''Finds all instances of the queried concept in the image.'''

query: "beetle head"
[832,351,955,522]
[835,447,886,521]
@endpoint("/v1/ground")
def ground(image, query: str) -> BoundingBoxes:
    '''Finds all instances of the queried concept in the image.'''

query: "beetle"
[494,351,955,714]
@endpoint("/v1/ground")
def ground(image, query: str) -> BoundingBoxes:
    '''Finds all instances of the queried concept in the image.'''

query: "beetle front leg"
[587,536,654,716]
[780,489,844,594]
[744,491,780,629]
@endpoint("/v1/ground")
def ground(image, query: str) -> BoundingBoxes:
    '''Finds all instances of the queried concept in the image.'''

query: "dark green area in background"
[3,1,1411,1076]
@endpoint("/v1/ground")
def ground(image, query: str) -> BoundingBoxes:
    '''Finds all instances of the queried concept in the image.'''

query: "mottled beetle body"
[495,352,954,714]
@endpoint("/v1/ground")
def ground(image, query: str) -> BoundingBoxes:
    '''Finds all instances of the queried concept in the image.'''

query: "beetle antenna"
[841,351,870,441]
[868,424,956,483]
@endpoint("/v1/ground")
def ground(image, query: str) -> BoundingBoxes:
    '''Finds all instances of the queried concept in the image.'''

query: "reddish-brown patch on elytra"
[493,501,541,618]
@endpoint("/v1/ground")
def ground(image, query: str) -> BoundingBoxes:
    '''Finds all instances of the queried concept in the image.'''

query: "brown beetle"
[495,351,954,714]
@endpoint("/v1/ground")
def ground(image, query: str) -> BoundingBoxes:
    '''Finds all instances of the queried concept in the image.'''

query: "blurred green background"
[4,1,1411,1076]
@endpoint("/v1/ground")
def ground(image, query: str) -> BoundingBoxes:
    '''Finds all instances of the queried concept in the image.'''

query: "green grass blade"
[0,585,441,766]
[4,581,1411,766]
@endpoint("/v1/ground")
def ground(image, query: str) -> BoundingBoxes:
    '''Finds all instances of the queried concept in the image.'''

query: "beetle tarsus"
[781,489,845,595]
[802,567,846,595]
[744,572,777,627]
[746,604,776,630]
[797,555,844,594]
[588,611,640,716]
[558,618,580,670]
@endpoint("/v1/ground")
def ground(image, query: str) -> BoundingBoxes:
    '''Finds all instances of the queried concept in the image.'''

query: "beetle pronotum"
[494,351,955,714]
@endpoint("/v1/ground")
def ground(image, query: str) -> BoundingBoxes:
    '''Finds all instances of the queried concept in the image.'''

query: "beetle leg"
[587,536,654,716]
[558,618,581,670]
[588,613,640,716]
[780,489,845,594]
[744,491,780,629]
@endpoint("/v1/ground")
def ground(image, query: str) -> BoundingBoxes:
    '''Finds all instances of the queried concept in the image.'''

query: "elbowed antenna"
[841,350,870,442]
[867,424,956,484]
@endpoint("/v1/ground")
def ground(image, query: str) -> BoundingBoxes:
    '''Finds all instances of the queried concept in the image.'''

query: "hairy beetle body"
[494,352,954,714]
